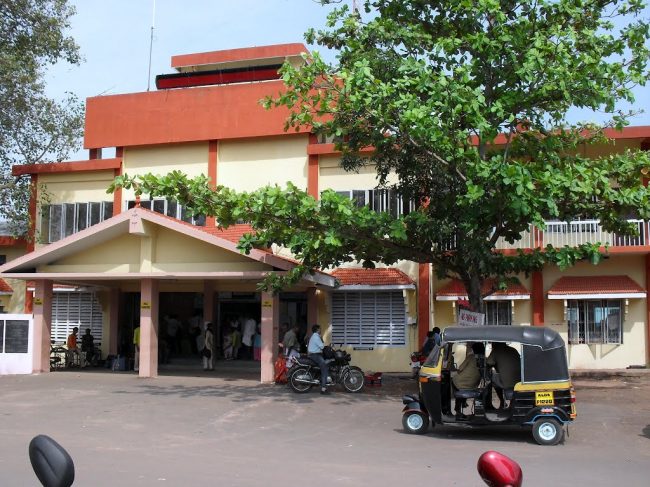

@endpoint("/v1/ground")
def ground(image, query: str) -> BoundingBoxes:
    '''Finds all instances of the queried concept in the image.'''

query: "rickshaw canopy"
[441,326,569,383]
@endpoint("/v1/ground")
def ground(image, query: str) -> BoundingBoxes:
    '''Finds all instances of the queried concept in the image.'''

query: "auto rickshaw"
[402,326,576,445]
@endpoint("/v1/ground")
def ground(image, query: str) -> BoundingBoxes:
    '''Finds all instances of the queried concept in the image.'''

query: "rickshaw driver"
[452,342,485,419]
[486,342,521,409]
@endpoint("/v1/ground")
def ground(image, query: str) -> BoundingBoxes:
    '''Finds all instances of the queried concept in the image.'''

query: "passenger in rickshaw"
[486,342,521,410]
[452,342,485,419]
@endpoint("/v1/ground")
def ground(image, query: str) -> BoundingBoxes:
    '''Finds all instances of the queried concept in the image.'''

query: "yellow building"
[1,44,649,378]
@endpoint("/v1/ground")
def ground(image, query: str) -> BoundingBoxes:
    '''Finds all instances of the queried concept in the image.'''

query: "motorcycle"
[410,350,428,378]
[287,346,365,393]
[27,434,522,486]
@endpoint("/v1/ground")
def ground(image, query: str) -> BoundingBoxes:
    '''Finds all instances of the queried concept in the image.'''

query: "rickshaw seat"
[491,372,515,400]
[454,389,483,399]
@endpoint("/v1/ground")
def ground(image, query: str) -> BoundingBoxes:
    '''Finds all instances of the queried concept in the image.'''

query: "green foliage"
[0,0,83,237]
[113,0,650,306]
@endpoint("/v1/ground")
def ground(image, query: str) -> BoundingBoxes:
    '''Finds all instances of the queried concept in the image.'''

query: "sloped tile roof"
[436,278,530,298]
[0,278,13,294]
[200,224,256,244]
[547,275,645,296]
[331,268,414,286]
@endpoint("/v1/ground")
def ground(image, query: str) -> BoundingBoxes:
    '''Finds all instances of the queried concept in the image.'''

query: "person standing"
[133,323,140,372]
[81,328,95,367]
[203,322,215,371]
[253,324,262,361]
[66,327,80,367]
[308,324,329,395]
[242,316,257,360]
[282,324,299,356]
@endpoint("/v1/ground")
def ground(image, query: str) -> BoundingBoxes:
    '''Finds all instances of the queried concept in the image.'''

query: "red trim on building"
[171,43,308,70]
[27,174,37,252]
[84,81,308,149]
[307,143,375,156]
[156,66,281,90]
[532,271,544,326]
[112,148,123,217]
[418,264,431,347]
[207,141,218,227]
[330,268,414,286]
[547,275,645,296]
[12,158,122,176]
[24,289,33,314]
[0,236,27,247]
[89,148,102,159]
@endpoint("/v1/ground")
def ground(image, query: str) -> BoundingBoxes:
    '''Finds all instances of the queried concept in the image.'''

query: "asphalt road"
[0,365,648,486]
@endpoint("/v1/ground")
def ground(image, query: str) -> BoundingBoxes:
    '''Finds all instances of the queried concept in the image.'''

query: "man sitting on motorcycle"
[307,324,329,395]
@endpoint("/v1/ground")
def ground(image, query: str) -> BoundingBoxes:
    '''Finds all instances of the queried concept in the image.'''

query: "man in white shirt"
[242,317,257,360]
[308,324,329,395]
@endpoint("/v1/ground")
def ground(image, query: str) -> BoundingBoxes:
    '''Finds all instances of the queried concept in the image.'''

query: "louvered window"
[126,199,206,226]
[41,202,114,243]
[331,291,406,346]
[51,292,103,345]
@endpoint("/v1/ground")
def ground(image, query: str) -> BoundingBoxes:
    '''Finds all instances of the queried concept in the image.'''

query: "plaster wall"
[319,155,399,190]
[218,136,308,191]
[122,142,208,201]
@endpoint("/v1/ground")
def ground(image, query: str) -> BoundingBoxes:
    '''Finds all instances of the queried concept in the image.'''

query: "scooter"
[28,434,522,486]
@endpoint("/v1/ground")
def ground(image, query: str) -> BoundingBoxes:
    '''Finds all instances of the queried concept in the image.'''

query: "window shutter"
[51,292,103,344]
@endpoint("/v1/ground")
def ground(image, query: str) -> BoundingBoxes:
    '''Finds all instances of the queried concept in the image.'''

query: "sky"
[45,0,650,161]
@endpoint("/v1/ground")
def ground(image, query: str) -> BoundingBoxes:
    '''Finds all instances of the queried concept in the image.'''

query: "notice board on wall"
[3,320,29,353]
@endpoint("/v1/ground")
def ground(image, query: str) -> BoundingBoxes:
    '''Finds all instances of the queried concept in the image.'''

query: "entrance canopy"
[436,278,530,301]
[547,275,646,300]
[0,207,336,289]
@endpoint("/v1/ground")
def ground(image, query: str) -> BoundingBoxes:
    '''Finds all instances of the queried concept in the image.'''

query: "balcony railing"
[492,219,647,250]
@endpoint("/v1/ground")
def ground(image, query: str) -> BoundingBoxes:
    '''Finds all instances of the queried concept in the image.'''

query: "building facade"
[1,43,649,378]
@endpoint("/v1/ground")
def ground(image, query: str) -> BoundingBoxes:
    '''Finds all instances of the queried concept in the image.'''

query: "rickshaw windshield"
[522,344,569,382]
[423,344,441,367]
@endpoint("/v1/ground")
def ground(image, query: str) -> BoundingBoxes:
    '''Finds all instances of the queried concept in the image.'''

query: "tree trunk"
[464,275,484,314]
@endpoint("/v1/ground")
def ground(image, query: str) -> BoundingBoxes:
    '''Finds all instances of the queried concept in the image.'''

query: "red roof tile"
[331,268,414,286]
[200,224,256,244]
[0,278,13,294]
[547,275,645,296]
[436,278,530,298]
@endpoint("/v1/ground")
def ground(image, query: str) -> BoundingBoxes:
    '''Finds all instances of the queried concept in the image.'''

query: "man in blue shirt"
[308,324,329,394]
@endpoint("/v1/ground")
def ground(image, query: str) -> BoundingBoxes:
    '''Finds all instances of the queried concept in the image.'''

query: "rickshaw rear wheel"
[532,417,564,445]
[402,411,430,435]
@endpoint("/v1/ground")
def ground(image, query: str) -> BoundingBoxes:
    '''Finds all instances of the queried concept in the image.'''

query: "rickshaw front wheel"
[402,411,430,435]
[532,417,564,446]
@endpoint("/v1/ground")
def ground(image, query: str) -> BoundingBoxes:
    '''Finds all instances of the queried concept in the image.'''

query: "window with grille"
[331,291,406,346]
[41,202,113,243]
[485,301,512,326]
[334,189,414,218]
[567,299,622,345]
[51,292,103,345]
[126,199,206,226]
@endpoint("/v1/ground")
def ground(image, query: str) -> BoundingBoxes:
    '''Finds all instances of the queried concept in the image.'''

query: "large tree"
[113,0,650,312]
[0,0,83,237]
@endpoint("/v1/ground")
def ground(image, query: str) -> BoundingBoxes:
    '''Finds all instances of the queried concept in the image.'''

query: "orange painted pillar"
[418,263,431,346]
[532,271,544,326]
[32,279,53,373]
[108,288,120,355]
[646,254,650,366]
[139,279,159,378]
[260,292,280,383]
[307,287,318,326]
[24,289,33,314]
[307,134,319,199]
[206,140,218,228]
[113,147,123,216]
[27,175,38,252]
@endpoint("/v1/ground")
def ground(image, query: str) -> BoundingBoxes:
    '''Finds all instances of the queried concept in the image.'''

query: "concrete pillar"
[307,288,318,326]
[108,288,120,355]
[418,263,431,345]
[32,279,53,373]
[139,279,159,378]
[532,271,544,326]
[260,292,280,383]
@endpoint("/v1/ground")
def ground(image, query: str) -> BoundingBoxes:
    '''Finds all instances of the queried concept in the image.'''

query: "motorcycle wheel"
[402,411,429,435]
[288,366,314,393]
[343,367,365,392]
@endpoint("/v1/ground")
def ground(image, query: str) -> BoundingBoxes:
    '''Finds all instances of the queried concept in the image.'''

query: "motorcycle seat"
[295,357,318,367]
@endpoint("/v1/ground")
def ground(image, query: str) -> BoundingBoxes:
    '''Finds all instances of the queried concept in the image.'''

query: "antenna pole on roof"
[146,0,156,91]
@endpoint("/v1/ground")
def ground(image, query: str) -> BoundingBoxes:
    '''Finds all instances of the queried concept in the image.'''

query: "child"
[253,324,262,361]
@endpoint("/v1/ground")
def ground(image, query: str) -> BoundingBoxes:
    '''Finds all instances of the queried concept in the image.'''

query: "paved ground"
[1,362,649,486]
